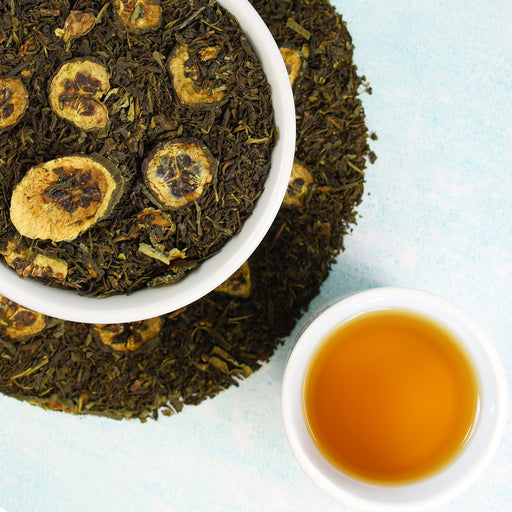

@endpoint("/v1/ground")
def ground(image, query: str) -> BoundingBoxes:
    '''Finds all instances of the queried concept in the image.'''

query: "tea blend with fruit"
[0,0,275,296]
[0,0,375,420]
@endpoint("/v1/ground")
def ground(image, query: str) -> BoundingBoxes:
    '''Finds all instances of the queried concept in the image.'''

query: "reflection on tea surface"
[304,309,479,484]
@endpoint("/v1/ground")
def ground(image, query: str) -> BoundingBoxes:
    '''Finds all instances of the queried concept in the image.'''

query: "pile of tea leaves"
[0,0,375,420]
[0,0,275,296]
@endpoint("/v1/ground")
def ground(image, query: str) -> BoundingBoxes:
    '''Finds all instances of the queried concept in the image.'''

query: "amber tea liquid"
[303,309,479,484]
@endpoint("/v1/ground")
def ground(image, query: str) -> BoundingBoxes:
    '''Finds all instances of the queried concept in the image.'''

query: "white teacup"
[281,287,508,511]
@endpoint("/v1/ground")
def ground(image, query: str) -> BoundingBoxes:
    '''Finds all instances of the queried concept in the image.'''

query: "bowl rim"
[0,0,296,324]
[281,287,508,512]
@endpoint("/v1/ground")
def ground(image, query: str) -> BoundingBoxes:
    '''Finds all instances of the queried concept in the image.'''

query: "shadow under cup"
[281,288,508,512]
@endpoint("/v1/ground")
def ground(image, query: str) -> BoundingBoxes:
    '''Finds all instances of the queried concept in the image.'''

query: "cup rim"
[0,0,296,324]
[281,287,508,512]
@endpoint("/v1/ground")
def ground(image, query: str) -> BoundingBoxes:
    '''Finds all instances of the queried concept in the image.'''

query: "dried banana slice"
[283,160,315,207]
[10,154,124,242]
[214,261,253,298]
[279,46,305,89]
[0,77,28,132]
[113,0,162,33]
[92,317,163,352]
[0,295,47,340]
[167,44,226,109]
[49,59,109,131]
[143,139,216,209]
[0,241,68,281]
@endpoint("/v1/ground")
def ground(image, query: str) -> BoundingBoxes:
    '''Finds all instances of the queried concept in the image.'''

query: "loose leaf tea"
[0,0,376,420]
[0,0,275,296]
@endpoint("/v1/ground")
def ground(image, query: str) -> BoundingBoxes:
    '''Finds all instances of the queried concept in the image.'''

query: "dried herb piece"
[143,139,216,209]
[138,244,187,265]
[113,0,162,33]
[167,44,227,109]
[92,317,163,352]
[10,154,123,242]
[49,59,110,131]
[55,11,96,43]
[136,208,176,241]
[0,77,28,132]
[202,346,252,378]
[0,295,47,340]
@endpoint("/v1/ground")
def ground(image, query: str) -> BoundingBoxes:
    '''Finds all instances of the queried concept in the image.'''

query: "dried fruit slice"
[280,46,305,89]
[167,44,227,109]
[0,241,68,281]
[93,317,163,352]
[113,0,162,33]
[283,160,315,207]
[214,261,253,298]
[55,11,96,43]
[0,77,28,132]
[0,294,47,340]
[49,59,109,131]
[10,154,124,242]
[143,139,216,209]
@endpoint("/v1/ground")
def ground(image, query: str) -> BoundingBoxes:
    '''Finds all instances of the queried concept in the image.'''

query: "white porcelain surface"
[282,288,508,511]
[0,0,296,324]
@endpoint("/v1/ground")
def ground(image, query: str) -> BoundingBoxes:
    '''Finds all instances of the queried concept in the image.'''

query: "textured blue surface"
[1,1,511,511]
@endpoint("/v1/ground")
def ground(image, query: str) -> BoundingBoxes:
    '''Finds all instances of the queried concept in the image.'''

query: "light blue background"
[1,1,511,511]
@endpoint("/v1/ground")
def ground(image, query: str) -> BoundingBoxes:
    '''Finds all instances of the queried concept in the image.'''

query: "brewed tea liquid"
[303,309,479,484]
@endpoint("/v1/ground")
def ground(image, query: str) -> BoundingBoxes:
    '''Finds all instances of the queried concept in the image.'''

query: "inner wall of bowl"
[282,288,507,511]
[0,0,296,324]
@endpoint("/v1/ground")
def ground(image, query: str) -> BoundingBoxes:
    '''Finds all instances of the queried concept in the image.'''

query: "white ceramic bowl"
[282,287,508,512]
[0,0,295,324]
